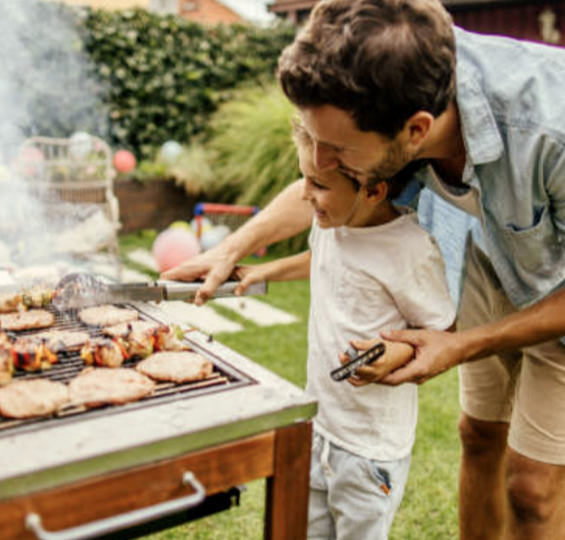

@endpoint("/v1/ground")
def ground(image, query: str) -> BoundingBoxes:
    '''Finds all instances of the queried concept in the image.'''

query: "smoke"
[0,0,117,279]
[0,0,109,153]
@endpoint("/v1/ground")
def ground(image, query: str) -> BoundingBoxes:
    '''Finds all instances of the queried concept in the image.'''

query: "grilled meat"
[0,379,69,419]
[80,338,128,368]
[11,336,58,371]
[0,293,22,314]
[0,347,14,385]
[31,330,90,352]
[69,367,155,408]
[103,320,160,339]
[136,351,213,383]
[153,325,188,352]
[103,321,187,358]
[0,309,55,331]
[79,305,139,327]
[21,286,55,309]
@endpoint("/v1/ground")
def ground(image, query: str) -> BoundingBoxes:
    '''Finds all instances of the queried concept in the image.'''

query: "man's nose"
[314,142,339,171]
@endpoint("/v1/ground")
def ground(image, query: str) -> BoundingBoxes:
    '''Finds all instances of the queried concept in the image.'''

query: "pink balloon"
[113,149,136,173]
[13,147,45,178]
[152,228,201,272]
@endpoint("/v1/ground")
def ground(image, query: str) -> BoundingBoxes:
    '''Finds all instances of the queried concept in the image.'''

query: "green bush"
[83,9,296,157]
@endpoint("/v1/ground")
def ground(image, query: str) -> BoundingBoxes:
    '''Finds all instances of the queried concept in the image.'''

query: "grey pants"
[308,431,411,540]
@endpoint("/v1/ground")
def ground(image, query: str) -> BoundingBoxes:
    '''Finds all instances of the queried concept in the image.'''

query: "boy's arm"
[343,322,456,386]
[234,251,311,295]
[341,338,414,386]
[162,181,311,305]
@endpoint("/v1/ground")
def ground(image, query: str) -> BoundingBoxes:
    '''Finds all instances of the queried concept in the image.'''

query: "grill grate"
[0,305,255,438]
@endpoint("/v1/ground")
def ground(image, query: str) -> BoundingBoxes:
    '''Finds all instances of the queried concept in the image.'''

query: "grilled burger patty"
[0,309,55,331]
[0,379,69,418]
[102,320,159,339]
[79,305,139,327]
[136,351,213,383]
[69,367,155,408]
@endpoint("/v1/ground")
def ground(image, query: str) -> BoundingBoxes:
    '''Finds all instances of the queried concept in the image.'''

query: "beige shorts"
[458,236,565,465]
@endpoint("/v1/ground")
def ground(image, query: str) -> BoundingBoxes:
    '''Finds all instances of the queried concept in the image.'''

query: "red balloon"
[152,228,201,273]
[113,150,136,173]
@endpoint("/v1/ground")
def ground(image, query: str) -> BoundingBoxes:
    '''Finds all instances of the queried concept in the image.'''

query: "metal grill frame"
[0,304,255,439]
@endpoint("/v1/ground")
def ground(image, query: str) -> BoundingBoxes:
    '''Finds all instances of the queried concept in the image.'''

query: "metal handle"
[158,279,267,301]
[26,471,205,540]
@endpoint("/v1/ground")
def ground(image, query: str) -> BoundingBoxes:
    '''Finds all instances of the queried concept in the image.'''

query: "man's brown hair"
[278,0,456,138]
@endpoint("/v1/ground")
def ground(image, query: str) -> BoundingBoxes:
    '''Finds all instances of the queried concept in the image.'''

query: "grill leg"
[264,421,312,540]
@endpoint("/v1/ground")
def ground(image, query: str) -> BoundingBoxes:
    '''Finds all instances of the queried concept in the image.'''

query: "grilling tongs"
[53,273,267,309]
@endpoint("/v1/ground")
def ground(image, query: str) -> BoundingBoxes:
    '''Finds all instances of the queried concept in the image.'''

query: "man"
[163,0,565,538]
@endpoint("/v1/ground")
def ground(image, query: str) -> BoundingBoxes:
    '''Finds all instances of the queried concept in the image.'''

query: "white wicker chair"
[18,135,122,273]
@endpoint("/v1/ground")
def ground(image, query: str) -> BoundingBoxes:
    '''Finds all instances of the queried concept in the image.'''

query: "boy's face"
[300,105,417,186]
[299,145,364,229]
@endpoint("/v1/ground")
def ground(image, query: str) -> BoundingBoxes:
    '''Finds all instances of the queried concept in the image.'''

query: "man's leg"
[505,450,565,540]
[458,413,509,540]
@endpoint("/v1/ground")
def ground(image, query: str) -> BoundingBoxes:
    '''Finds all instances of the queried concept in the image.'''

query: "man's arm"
[381,287,565,385]
[161,180,312,304]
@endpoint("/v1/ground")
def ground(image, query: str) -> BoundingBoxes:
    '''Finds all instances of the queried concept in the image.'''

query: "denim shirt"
[415,27,565,310]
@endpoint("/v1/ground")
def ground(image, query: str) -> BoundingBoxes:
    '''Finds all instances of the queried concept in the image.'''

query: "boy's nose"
[314,142,339,172]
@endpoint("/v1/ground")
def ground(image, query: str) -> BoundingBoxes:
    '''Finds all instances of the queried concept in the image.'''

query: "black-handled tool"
[330,342,386,382]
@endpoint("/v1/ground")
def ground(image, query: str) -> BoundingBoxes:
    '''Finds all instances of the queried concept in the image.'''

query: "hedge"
[83,9,295,157]
[3,0,295,157]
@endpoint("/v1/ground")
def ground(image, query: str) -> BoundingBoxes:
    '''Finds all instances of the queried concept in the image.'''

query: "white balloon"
[69,132,93,160]
[161,141,183,164]
[190,216,212,234]
[200,225,231,251]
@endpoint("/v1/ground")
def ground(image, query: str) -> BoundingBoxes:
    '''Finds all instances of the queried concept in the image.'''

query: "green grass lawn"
[120,234,460,540]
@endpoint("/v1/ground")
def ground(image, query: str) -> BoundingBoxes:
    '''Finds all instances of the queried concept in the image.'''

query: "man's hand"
[161,245,237,306]
[379,328,465,385]
[341,338,415,387]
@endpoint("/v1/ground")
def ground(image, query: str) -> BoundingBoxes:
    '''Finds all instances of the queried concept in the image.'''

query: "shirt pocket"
[501,204,563,276]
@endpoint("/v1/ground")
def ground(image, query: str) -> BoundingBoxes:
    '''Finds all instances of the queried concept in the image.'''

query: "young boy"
[235,124,455,540]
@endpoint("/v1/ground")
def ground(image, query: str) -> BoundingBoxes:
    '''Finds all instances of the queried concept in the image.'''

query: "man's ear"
[402,111,434,151]
[365,181,388,204]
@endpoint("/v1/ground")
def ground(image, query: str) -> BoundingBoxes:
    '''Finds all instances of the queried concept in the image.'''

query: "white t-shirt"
[306,211,456,461]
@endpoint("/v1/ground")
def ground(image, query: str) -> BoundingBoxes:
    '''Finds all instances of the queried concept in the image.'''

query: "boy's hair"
[292,119,414,200]
[278,0,456,139]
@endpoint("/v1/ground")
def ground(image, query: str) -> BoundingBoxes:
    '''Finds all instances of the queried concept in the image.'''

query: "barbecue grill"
[0,301,316,540]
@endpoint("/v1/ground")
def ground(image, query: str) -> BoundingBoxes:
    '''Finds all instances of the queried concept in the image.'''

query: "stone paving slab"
[213,297,298,326]
[153,300,243,334]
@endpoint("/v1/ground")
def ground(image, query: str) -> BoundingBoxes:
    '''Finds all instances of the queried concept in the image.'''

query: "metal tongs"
[53,273,267,310]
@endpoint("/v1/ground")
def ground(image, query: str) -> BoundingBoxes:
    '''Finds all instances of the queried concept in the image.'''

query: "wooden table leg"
[264,421,312,540]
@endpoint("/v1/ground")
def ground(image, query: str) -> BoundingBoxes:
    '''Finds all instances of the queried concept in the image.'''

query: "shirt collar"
[454,32,504,166]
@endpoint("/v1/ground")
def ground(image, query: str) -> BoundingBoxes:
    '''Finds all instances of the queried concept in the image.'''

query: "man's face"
[300,105,416,185]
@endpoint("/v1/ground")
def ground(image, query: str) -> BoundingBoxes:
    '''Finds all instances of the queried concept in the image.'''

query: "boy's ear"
[365,181,388,204]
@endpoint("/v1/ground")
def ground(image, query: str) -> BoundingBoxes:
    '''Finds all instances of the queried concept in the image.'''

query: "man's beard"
[365,139,417,186]
[338,139,419,187]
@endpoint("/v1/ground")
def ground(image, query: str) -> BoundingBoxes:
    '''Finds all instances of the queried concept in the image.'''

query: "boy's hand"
[232,264,269,296]
[341,338,414,387]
